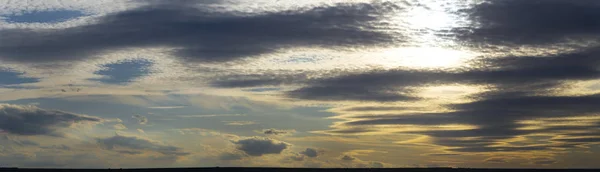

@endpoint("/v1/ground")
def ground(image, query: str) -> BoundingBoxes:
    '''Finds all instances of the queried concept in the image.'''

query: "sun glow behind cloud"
[2,0,600,169]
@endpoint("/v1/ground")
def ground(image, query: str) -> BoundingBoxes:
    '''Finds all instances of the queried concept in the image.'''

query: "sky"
[0,0,600,169]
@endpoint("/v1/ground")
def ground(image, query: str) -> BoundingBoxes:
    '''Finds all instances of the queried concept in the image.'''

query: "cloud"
[148,106,186,109]
[287,85,420,102]
[132,115,148,125]
[41,145,71,151]
[299,148,319,158]
[0,2,399,63]
[0,135,39,146]
[457,0,600,46]
[484,157,508,164]
[340,155,356,161]
[366,161,384,168]
[531,157,557,165]
[178,114,245,118]
[302,47,600,154]
[96,135,189,156]
[113,124,128,130]
[287,153,305,161]
[210,47,600,102]
[224,121,256,126]
[218,151,246,161]
[0,104,102,136]
[262,128,295,136]
[233,137,290,156]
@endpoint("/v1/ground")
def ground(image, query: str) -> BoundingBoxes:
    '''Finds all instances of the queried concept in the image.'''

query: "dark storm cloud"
[0,2,399,63]
[0,104,102,136]
[233,137,290,156]
[457,0,600,46]
[96,135,189,156]
[300,148,319,158]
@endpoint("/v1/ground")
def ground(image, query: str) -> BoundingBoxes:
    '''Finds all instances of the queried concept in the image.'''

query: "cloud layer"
[0,104,102,136]
[96,135,189,156]
[0,1,399,63]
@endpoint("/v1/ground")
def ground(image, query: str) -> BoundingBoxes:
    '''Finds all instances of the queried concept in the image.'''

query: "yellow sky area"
[376,47,479,69]
[558,79,600,96]
[517,116,600,131]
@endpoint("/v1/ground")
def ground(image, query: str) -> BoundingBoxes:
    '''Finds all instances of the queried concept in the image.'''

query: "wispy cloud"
[178,114,246,118]
[148,106,187,109]
[224,121,256,126]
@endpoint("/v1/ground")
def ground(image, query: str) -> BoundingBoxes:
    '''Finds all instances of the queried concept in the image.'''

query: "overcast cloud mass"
[1,0,600,169]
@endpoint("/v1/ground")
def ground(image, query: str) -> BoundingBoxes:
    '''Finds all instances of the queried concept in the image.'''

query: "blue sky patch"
[0,70,38,86]
[5,10,84,23]
[92,59,153,85]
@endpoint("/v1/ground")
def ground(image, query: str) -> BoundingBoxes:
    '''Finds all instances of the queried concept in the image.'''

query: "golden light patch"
[516,115,600,131]
[378,47,477,69]
[418,84,487,103]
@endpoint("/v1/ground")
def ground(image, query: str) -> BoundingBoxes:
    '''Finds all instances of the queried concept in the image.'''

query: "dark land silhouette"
[1,168,599,172]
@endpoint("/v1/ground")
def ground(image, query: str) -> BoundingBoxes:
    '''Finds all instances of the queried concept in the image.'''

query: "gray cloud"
[96,135,189,156]
[0,2,399,63]
[287,153,305,161]
[287,85,420,102]
[42,145,71,151]
[0,104,102,136]
[285,47,600,153]
[0,135,39,146]
[341,92,600,152]
[456,0,600,46]
[132,115,148,125]
[204,43,600,155]
[211,71,314,88]
[116,150,143,155]
[299,148,319,158]
[366,161,384,168]
[340,106,424,112]
[262,128,295,136]
[341,155,356,161]
[233,137,290,156]
[211,45,600,103]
